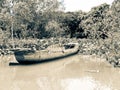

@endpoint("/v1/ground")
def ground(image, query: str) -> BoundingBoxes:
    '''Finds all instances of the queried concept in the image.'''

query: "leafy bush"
[45,20,63,37]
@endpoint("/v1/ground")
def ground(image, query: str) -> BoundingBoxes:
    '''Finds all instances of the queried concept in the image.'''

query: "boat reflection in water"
[0,52,120,90]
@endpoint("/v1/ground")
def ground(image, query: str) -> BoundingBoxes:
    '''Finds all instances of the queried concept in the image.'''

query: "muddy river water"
[0,54,120,90]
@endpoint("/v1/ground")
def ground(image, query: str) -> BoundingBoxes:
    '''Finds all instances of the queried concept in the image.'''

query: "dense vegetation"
[0,0,119,39]
[0,0,120,67]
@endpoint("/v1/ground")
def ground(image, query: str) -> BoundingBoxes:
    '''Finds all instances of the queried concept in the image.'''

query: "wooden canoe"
[14,43,79,64]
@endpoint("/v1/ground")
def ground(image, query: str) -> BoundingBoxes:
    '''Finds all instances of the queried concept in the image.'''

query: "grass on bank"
[0,37,120,67]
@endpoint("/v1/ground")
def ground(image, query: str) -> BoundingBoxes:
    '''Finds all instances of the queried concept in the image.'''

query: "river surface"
[0,54,120,90]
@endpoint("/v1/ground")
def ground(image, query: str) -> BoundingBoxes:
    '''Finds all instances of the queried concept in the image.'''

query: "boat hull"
[14,43,79,64]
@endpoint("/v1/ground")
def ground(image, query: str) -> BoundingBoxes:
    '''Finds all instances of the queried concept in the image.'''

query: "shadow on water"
[9,57,68,66]
[9,50,79,66]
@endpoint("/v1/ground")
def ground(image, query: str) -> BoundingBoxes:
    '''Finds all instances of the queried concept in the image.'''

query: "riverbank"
[0,38,120,67]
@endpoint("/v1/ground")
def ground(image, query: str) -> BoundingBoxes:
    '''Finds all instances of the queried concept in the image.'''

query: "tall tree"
[80,3,110,39]
[110,0,120,32]
[0,0,61,39]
